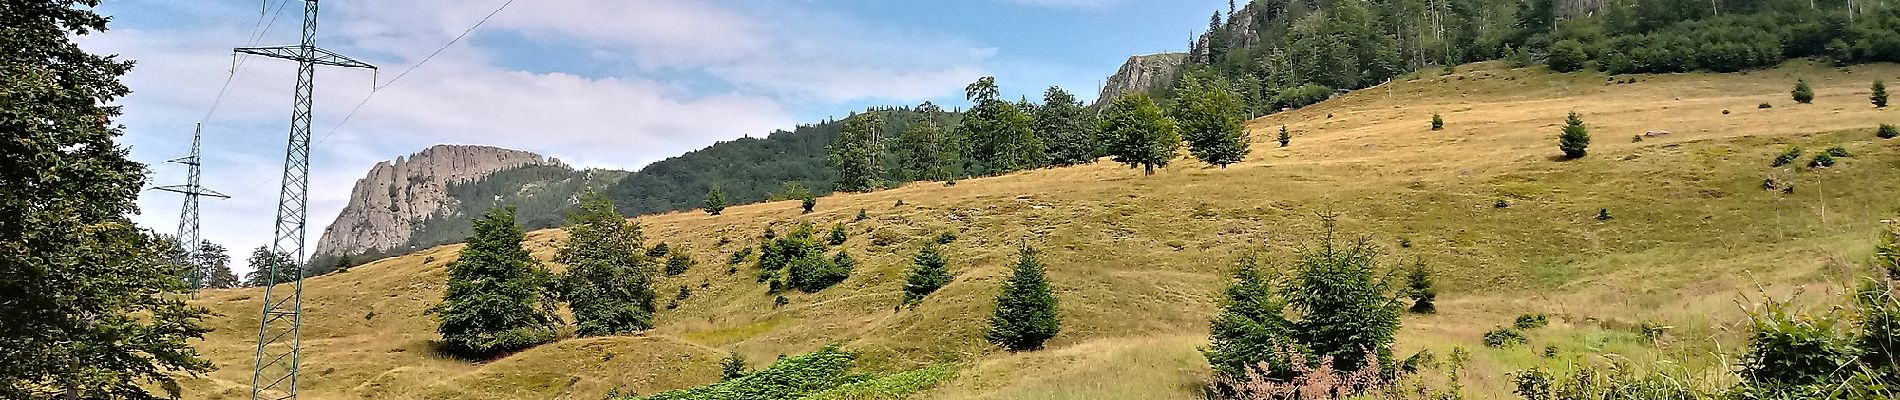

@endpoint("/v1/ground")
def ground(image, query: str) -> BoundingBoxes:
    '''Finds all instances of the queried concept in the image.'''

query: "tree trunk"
[1144,164,1155,175]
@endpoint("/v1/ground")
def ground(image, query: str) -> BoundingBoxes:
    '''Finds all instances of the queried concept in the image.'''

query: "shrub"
[728,247,753,265]
[636,345,857,400]
[1558,112,1590,159]
[1873,80,1887,108]
[902,244,952,306]
[773,295,788,308]
[720,352,747,381]
[1405,262,1437,314]
[1596,208,1612,221]
[933,230,957,244]
[1484,326,1527,348]
[675,285,691,301]
[1880,124,1898,139]
[665,252,694,276]
[855,208,869,221]
[1772,146,1802,167]
[787,250,852,293]
[1515,313,1549,329]
[1809,152,1836,168]
[801,195,817,214]
[1758,102,1772,109]
[1548,39,1588,72]
[647,242,670,258]
[827,223,847,245]
[1738,296,1857,388]
[1792,79,1814,104]
[1826,146,1852,158]
[870,229,904,247]
[988,244,1061,351]
[1431,112,1444,131]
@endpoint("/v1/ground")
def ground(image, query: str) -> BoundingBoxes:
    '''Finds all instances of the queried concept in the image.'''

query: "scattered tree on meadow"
[1558,111,1590,159]
[1203,253,1301,390]
[988,243,1061,351]
[558,193,657,336]
[1876,80,1889,108]
[1881,124,1899,139]
[801,194,816,214]
[829,113,884,192]
[1431,113,1444,131]
[827,222,848,245]
[1101,93,1182,175]
[757,222,825,285]
[1036,86,1101,166]
[0,3,217,394]
[704,186,727,215]
[194,241,240,289]
[243,246,298,287]
[959,77,1043,175]
[436,207,562,356]
[903,243,953,306]
[1173,73,1251,168]
[1405,262,1437,314]
[892,102,958,181]
[721,351,747,381]
[1793,79,1814,104]
[1278,125,1291,147]
[666,252,694,276]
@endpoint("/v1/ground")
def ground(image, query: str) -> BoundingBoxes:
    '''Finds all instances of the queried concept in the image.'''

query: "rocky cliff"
[1093,52,1186,106]
[311,145,559,262]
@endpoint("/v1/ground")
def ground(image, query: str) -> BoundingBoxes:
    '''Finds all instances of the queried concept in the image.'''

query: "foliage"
[1738,294,1859,389]
[1879,124,1898,139]
[721,351,747,381]
[190,241,240,289]
[828,223,848,245]
[1514,313,1549,329]
[988,244,1061,351]
[891,102,960,182]
[243,246,298,287]
[1825,146,1852,158]
[787,248,853,293]
[556,193,656,337]
[1173,72,1251,168]
[1773,146,1803,167]
[1278,126,1291,147]
[1213,347,1386,400]
[1508,364,1710,400]
[1204,254,1303,391]
[0,9,218,392]
[1431,113,1444,131]
[829,113,885,192]
[902,243,952,306]
[634,344,860,400]
[769,182,814,202]
[802,195,817,214]
[758,222,827,284]
[1876,80,1889,108]
[1808,152,1836,168]
[435,207,561,356]
[1880,222,1900,280]
[705,186,727,215]
[934,230,957,244]
[647,242,670,258]
[665,252,694,276]
[1483,327,1528,348]
[1404,262,1437,314]
[1558,112,1590,159]
[1546,39,1587,72]
[802,364,958,400]
[959,77,1044,176]
[1285,225,1402,374]
[729,247,754,265]
[1792,79,1814,104]
[1037,87,1101,166]
[1101,93,1182,175]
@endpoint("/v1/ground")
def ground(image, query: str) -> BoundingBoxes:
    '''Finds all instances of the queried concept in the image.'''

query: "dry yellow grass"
[183,60,1900,399]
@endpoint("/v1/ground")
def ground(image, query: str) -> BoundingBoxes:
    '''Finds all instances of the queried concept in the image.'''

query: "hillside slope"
[184,61,1900,399]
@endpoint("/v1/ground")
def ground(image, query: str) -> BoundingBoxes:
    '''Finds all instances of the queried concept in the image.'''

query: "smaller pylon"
[153,123,230,290]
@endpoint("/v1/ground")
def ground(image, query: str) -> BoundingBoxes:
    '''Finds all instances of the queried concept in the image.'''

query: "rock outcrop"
[312,145,558,260]
[1094,52,1186,106]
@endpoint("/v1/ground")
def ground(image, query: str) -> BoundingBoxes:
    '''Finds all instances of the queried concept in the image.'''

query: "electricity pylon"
[237,1,375,398]
[152,123,229,290]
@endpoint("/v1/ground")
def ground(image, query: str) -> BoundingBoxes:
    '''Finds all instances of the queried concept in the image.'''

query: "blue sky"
[90,0,1219,272]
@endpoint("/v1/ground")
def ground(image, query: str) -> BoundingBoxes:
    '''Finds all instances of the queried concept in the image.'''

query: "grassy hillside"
[183,61,1900,399]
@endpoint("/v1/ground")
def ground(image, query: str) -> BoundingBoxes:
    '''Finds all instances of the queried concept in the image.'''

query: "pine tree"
[1793,79,1814,104]
[1203,254,1300,390]
[903,243,953,306]
[1558,111,1590,159]
[1286,222,1401,373]
[1,3,218,395]
[1101,93,1182,175]
[665,252,694,276]
[800,193,817,214]
[988,244,1061,351]
[558,193,657,337]
[827,222,848,245]
[704,186,727,215]
[437,207,561,356]
[1405,262,1437,314]
[829,113,883,192]
[243,246,299,287]
[1036,87,1100,166]
[1875,80,1889,108]
[1431,113,1444,131]
[1173,73,1251,168]
[720,351,747,381]
[1278,125,1291,147]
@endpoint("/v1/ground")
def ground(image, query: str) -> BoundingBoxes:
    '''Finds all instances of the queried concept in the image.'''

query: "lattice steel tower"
[153,123,229,290]
[238,1,374,398]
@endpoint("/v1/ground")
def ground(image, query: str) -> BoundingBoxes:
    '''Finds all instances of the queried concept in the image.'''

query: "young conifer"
[988,243,1061,351]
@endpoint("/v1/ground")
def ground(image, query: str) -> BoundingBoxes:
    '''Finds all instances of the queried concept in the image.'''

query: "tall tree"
[1036,87,1100,166]
[194,241,240,289]
[893,102,953,181]
[435,207,561,357]
[829,112,884,192]
[0,1,215,397]
[1101,93,1183,175]
[988,243,1061,351]
[958,77,1040,175]
[1172,73,1251,168]
[243,246,298,287]
[556,192,657,336]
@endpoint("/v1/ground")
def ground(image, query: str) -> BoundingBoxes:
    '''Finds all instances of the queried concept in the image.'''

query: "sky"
[92,0,1218,274]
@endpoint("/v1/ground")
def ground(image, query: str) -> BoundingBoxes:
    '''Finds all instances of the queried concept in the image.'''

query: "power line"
[312,0,517,147]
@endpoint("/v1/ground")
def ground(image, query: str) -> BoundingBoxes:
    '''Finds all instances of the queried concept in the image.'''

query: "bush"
[665,252,694,276]
[647,242,670,258]
[1793,79,1814,104]
[801,196,816,214]
[720,352,746,381]
[1758,102,1772,109]
[1431,112,1444,131]
[786,250,852,293]
[1558,112,1590,159]
[1484,326,1527,348]
[635,344,858,400]
[1772,146,1802,167]
[827,223,847,245]
[1548,39,1588,72]
[729,247,753,265]
[1875,80,1889,108]
[1515,313,1550,329]
[1880,124,1898,139]
[1738,296,1858,388]
[1809,152,1836,168]
[1826,146,1852,158]
[1405,262,1437,314]
[870,229,904,247]
[933,230,957,244]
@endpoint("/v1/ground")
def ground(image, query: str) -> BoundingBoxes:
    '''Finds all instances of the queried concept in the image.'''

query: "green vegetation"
[1558,111,1590,159]
[829,113,884,192]
[1514,313,1549,329]
[1810,152,1837,168]
[1405,262,1437,314]
[557,193,657,336]
[1037,87,1100,166]
[827,223,847,246]
[902,243,952,306]
[1483,326,1528,348]
[1774,146,1804,167]
[665,252,694,276]
[720,351,747,381]
[1793,79,1814,104]
[436,207,561,357]
[705,186,727,215]
[1101,93,1181,175]
[1277,125,1290,147]
[190,241,240,289]
[801,195,816,214]
[1173,72,1250,168]
[647,242,670,258]
[0,3,215,396]
[1431,113,1445,131]
[1546,39,1586,72]
[988,244,1061,351]
[243,246,298,287]
[959,77,1043,176]
[1876,80,1889,108]
[1880,124,1898,139]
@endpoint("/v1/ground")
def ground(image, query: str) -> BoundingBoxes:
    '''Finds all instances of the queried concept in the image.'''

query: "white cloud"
[100,0,991,275]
